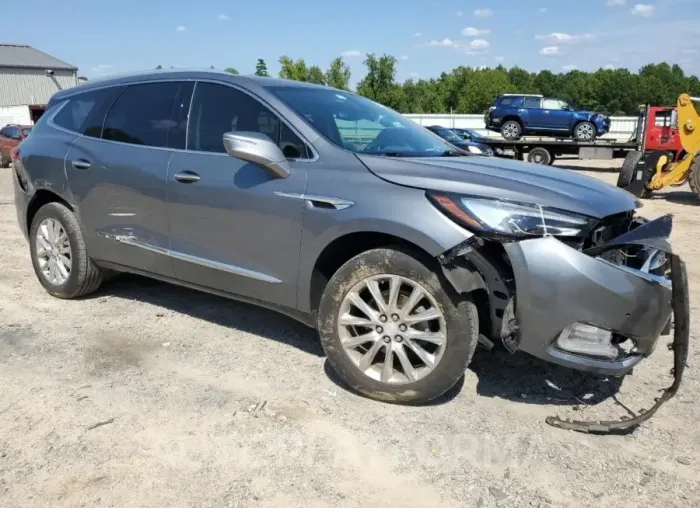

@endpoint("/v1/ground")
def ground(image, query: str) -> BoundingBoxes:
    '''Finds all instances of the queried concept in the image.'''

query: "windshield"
[21,128,31,137]
[434,128,462,142]
[266,86,454,157]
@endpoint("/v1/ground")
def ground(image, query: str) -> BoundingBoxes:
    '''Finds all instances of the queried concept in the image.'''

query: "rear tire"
[501,120,522,140]
[317,247,478,404]
[0,153,10,168]
[527,147,552,165]
[617,150,643,188]
[687,156,700,198]
[573,121,597,141]
[29,202,103,298]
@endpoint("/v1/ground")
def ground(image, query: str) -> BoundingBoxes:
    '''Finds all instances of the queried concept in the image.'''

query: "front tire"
[573,121,597,141]
[29,202,103,298]
[317,247,478,404]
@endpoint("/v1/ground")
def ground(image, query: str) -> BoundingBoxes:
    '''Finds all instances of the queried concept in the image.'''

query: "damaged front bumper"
[505,221,674,377]
[441,214,689,432]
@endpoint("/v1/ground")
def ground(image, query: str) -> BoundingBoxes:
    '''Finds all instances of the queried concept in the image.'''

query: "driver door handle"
[174,171,200,183]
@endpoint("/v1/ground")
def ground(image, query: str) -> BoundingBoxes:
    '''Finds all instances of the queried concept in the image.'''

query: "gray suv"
[11,70,687,422]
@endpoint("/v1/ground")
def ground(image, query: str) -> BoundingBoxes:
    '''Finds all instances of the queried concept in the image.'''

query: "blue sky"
[6,0,700,86]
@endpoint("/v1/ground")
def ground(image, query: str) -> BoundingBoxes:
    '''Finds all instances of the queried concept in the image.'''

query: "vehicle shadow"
[97,275,622,409]
[554,164,620,173]
[98,274,324,357]
[468,347,623,407]
[649,190,700,206]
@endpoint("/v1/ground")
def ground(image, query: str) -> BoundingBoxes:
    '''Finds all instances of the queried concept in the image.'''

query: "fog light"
[556,323,617,360]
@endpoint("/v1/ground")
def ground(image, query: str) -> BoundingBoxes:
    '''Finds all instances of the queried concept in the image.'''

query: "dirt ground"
[0,158,698,508]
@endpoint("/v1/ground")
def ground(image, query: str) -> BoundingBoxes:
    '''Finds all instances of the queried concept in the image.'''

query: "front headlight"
[429,194,596,237]
[467,145,483,155]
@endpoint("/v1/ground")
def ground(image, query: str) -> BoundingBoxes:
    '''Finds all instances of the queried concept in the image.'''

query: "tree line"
[153,55,700,116]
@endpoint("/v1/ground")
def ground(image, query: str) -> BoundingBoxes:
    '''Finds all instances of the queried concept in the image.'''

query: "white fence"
[404,114,639,142]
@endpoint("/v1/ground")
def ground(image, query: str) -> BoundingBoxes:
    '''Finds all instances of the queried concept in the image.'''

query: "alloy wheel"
[338,274,447,384]
[503,123,519,139]
[576,123,594,140]
[35,218,72,285]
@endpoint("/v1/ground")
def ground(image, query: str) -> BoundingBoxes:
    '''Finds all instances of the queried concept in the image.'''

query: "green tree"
[255,59,269,77]
[224,67,239,74]
[279,56,310,81]
[155,65,163,70]
[308,65,326,85]
[356,54,402,109]
[325,57,351,90]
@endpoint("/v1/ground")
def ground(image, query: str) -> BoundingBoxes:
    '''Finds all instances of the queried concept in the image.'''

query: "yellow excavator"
[618,93,700,198]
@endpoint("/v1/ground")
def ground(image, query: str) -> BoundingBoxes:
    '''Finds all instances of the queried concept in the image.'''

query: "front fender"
[295,182,473,314]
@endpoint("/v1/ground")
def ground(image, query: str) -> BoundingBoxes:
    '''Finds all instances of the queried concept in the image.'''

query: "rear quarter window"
[52,86,124,136]
[498,96,516,107]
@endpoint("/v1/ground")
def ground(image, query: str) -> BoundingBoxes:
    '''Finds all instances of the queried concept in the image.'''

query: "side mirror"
[222,131,291,179]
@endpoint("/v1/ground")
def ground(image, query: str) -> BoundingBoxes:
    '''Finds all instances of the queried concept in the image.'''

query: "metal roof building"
[0,44,79,126]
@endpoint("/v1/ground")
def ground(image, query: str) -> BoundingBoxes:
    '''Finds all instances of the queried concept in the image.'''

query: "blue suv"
[485,94,611,141]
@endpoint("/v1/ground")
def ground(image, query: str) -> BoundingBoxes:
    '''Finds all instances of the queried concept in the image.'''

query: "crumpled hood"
[356,154,638,219]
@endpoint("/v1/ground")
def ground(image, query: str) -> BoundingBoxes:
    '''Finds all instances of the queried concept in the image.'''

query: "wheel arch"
[26,189,74,231]
[304,231,439,317]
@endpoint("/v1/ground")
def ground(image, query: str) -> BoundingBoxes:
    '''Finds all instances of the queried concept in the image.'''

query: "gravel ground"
[0,159,698,508]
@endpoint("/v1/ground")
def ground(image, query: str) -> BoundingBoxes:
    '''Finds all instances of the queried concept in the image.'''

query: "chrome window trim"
[112,235,281,284]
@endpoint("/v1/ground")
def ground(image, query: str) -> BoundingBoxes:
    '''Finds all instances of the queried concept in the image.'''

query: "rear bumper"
[504,233,673,376]
[13,167,30,239]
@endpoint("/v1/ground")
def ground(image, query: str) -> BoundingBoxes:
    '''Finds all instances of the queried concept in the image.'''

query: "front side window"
[542,98,565,110]
[103,82,183,148]
[187,82,309,158]
[267,86,453,157]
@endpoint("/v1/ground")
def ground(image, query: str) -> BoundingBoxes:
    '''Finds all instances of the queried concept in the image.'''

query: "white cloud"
[607,0,626,5]
[473,8,493,18]
[341,50,363,57]
[682,49,698,54]
[414,32,423,37]
[535,32,594,43]
[562,65,578,71]
[176,25,186,32]
[495,56,505,62]
[400,55,409,60]
[603,64,616,70]
[469,39,490,50]
[429,38,456,47]
[540,46,560,55]
[217,14,229,21]
[631,4,654,16]
[461,27,490,36]
[538,7,548,13]
[457,10,463,17]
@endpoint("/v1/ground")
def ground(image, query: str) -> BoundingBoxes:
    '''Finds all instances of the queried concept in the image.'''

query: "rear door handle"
[174,171,200,183]
[71,159,91,170]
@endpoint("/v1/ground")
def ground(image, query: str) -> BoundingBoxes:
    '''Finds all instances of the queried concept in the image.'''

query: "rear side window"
[187,82,309,158]
[52,87,124,135]
[523,97,541,108]
[498,96,515,107]
[102,82,184,148]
